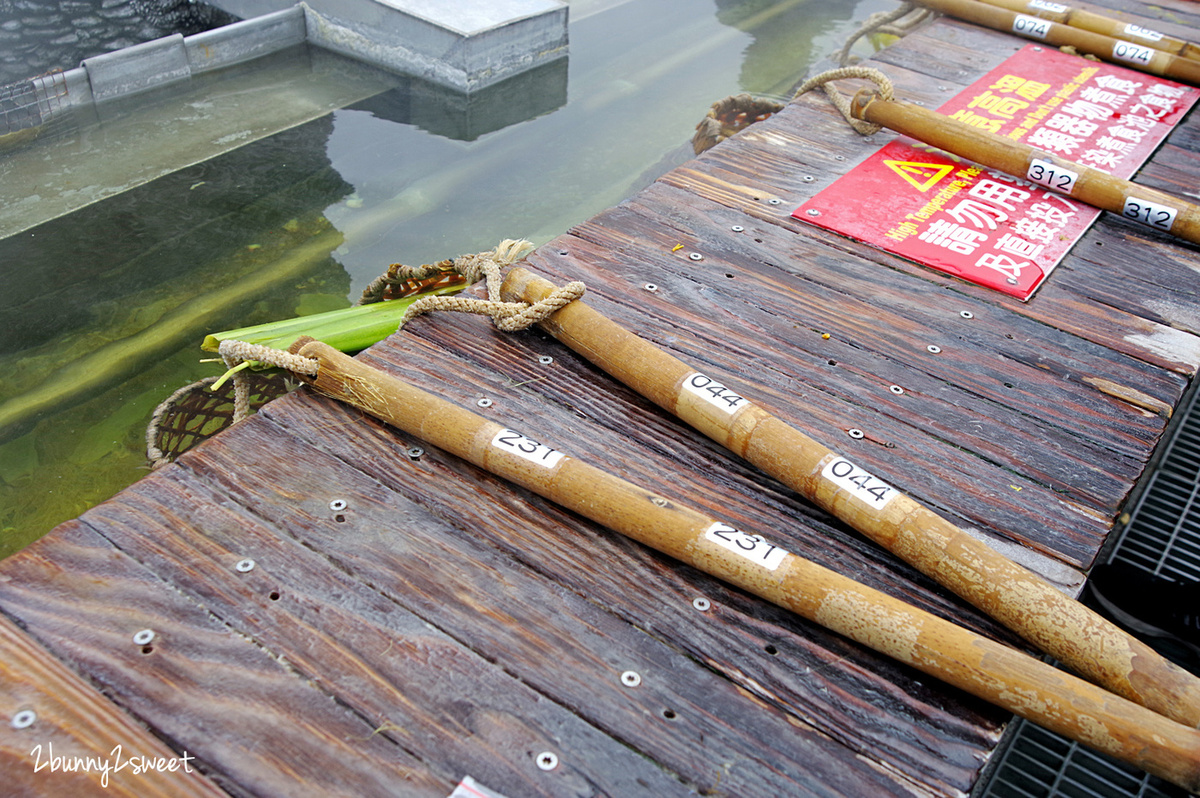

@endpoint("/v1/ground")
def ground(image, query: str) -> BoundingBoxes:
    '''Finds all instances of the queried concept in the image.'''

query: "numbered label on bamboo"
[1012,14,1051,39]
[704,523,788,571]
[1113,40,1155,66]
[491,429,566,468]
[822,457,898,510]
[1122,197,1178,232]
[682,372,750,414]
[1027,0,1067,12]
[1123,24,1164,42]
[1027,158,1078,195]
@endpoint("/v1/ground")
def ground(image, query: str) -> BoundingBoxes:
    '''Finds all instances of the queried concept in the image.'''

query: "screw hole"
[269,591,281,601]
[141,645,154,655]
[827,360,837,366]
[662,709,677,720]
[765,644,778,655]
[1004,382,1014,389]
[334,514,346,523]
[725,273,734,279]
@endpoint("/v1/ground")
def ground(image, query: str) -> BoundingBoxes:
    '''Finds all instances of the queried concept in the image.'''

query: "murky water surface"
[0,0,893,555]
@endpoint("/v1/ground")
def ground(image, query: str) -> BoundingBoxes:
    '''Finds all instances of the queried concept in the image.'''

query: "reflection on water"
[0,0,894,555]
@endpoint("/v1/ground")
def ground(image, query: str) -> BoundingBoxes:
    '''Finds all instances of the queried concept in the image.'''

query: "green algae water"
[0,0,895,556]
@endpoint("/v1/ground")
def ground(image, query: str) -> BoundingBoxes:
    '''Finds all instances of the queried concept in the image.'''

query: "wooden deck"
[4,2,1200,795]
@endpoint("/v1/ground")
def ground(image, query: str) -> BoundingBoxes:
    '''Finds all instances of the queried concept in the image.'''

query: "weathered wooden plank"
[0,522,452,798]
[509,239,1116,568]
[573,181,1178,459]
[671,27,1200,376]
[70,469,701,798]
[157,407,999,797]
[0,613,230,797]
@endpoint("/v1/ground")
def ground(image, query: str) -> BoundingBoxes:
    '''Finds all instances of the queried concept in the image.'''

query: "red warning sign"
[793,45,1198,300]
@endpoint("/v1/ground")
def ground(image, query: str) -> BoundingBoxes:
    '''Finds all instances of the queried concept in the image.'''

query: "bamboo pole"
[288,336,1200,791]
[974,0,1200,61]
[914,0,1200,85]
[500,267,1200,730]
[847,88,1200,246]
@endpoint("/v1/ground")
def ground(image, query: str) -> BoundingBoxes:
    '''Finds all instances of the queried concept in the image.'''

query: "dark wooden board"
[0,613,231,797]
[1,5,1198,798]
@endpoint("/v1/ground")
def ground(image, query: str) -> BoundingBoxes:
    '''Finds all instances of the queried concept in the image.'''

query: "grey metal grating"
[975,383,1200,797]
[978,719,1185,798]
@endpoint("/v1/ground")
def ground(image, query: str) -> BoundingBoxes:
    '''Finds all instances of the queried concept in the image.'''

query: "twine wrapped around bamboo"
[848,88,1200,245]
[499,267,1200,731]
[286,335,1200,791]
[915,0,1200,84]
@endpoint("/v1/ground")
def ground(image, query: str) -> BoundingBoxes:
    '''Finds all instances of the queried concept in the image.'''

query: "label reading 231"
[491,429,566,468]
[704,523,788,571]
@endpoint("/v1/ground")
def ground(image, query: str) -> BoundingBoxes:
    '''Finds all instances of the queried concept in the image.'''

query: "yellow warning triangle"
[884,160,955,192]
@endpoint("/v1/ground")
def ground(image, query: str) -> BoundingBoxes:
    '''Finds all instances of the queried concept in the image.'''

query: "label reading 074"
[1113,40,1155,66]
[1012,14,1051,39]
[682,372,750,414]
[1027,158,1078,195]
[491,428,566,468]
[704,523,788,571]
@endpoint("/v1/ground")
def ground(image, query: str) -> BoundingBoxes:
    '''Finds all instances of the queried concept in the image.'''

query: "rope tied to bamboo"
[214,239,585,425]
[791,66,896,136]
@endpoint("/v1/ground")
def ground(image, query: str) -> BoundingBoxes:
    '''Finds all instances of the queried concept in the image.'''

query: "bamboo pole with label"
[286,336,1200,791]
[914,0,1200,85]
[974,0,1200,62]
[847,87,1200,245]
[499,267,1200,730]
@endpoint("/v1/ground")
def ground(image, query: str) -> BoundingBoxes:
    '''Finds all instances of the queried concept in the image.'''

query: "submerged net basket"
[145,250,480,467]
[691,93,786,155]
[146,372,293,469]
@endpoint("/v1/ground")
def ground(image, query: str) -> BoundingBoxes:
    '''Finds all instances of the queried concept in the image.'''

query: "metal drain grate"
[975,384,1200,798]
[978,720,1182,798]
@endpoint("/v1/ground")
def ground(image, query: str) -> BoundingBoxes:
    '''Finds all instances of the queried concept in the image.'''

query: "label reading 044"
[681,373,750,414]
[704,523,788,571]
[822,457,897,509]
[491,428,566,468]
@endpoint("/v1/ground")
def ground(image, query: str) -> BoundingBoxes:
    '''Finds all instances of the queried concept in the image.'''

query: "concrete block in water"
[206,0,569,92]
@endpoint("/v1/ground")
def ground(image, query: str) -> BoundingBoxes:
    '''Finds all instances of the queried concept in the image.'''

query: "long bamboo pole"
[915,0,1200,85]
[499,267,1200,730]
[974,0,1200,62]
[288,336,1200,790]
[847,88,1200,246]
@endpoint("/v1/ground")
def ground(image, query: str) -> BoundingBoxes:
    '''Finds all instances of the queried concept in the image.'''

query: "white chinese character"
[947,198,1010,230]
[974,253,1031,281]
[1121,114,1158,131]
[1078,149,1121,171]
[1060,99,1114,121]
[919,220,989,254]
[1026,127,1083,155]
[1013,218,1057,243]
[1079,86,1129,108]
[1106,124,1147,142]
[1027,201,1075,226]
[1095,136,1136,154]
[969,179,1032,211]
[1093,75,1142,94]
[1044,114,1099,137]
[995,232,1046,261]
[1146,83,1186,99]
